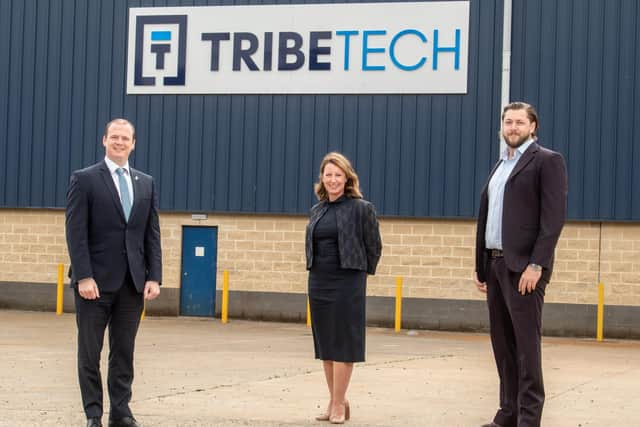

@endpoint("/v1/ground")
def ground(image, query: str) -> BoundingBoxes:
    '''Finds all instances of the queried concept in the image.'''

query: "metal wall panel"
[511,0,640,220]
[0,0,504,218]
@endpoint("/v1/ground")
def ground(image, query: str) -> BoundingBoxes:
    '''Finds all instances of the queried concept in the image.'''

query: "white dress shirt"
[485,139,534,250]
[104,156,134,204]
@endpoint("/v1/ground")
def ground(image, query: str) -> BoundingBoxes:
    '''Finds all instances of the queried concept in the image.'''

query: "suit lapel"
[507,142,539,181]
[129,168,143,222]
[98,160,127,222]
[480,159,503,198]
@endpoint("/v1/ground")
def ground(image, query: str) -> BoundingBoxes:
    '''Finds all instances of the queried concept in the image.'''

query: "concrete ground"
[0,310,638,427]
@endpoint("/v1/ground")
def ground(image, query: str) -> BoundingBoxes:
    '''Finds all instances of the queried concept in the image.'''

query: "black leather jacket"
[305,196,382,274]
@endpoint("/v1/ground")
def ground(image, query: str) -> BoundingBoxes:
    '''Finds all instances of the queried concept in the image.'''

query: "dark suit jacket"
[475,141,567,283]
[305,196,382,275]
[65,160,162,293]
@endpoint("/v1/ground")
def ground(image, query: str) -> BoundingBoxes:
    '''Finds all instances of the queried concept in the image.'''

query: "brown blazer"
[475,142,568,283]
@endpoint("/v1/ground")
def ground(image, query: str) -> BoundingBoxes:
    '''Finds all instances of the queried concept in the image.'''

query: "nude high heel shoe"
[315,412,330,421]
[315,403,331,421]
[329,401,350,424]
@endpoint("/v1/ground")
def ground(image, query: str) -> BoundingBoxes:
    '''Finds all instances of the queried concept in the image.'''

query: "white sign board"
[127,2,470,94]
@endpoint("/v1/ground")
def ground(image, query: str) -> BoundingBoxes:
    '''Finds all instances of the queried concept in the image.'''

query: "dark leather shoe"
[481,423,502,427]
[108,417,140,427]
[86,418,102,427]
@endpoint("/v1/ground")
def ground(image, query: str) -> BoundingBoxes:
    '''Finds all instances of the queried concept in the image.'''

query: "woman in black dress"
[305,152,382,424]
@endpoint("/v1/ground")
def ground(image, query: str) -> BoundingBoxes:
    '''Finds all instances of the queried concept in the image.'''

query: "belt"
[488,249,504,258]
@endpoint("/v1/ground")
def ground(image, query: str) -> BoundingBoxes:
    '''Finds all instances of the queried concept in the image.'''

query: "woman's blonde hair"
[314,152,363,201]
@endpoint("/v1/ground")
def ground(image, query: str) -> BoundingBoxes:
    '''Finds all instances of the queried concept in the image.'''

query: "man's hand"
[78,278,100,300]
[473,271,487,293]
[144,281,161,301]
[518,265,542,295]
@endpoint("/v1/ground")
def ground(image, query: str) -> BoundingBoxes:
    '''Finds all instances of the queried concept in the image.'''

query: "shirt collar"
[104,156,130,175]
[500,138,534,161]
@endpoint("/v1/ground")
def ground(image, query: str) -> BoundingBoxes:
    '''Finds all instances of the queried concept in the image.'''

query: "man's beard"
[503,132,530,149]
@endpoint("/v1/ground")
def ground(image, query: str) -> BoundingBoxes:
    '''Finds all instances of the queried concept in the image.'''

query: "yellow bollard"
[56,263,64,315]
[306,297,311,327]
[597,283,604,341]
[222,270,229,324]
[394,276,403,332]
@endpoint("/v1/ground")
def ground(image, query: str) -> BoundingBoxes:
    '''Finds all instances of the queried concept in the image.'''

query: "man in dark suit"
[66,119,162,427]
[474,102,567,427]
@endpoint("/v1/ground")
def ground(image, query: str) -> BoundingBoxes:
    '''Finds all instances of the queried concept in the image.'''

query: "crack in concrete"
[547,366,640,400]
[134,353,456,403]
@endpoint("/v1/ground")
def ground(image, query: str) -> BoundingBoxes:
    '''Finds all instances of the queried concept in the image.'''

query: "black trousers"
[74,273,143,420]
[486,256,546,427]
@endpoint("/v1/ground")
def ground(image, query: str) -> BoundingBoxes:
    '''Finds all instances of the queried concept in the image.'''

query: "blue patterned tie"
[116,168,132,221]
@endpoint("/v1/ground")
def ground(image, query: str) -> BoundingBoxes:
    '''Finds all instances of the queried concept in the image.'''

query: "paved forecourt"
[0,310,638,426]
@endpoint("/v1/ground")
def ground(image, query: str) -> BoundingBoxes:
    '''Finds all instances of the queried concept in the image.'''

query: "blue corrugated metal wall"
[510,0,640,221]
[0,0,504,217]
[8,1,638,220]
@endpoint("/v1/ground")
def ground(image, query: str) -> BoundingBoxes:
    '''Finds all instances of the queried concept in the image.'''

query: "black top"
[312,199,341,266]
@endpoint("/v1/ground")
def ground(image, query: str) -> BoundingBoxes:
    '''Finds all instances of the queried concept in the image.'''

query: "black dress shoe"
[481,423,502,427]
[108,417,141,427]
[86,418,102,427]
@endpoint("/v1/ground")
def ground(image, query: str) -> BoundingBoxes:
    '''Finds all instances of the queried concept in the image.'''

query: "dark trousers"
[74,274,143,420]
[486,257,545,427]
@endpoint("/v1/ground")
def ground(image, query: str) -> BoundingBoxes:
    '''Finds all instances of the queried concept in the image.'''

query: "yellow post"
[597,283,604,341]
[306,297,311,327]
[56,263,64,315]
[141,302,146,321]
[394,276,403,332]
[222,270,229,324]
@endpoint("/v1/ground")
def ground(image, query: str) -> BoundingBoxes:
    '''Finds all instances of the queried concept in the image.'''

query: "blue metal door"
[180,226,218,316]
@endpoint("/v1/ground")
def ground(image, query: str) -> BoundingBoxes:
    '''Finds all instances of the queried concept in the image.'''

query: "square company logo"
[134,15,187,86]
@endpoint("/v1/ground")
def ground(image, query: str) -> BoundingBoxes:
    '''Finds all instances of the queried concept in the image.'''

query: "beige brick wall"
[159,213,308,294]
[600,224,640,305]
[0,210,68,284]
[1,209,639,306]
